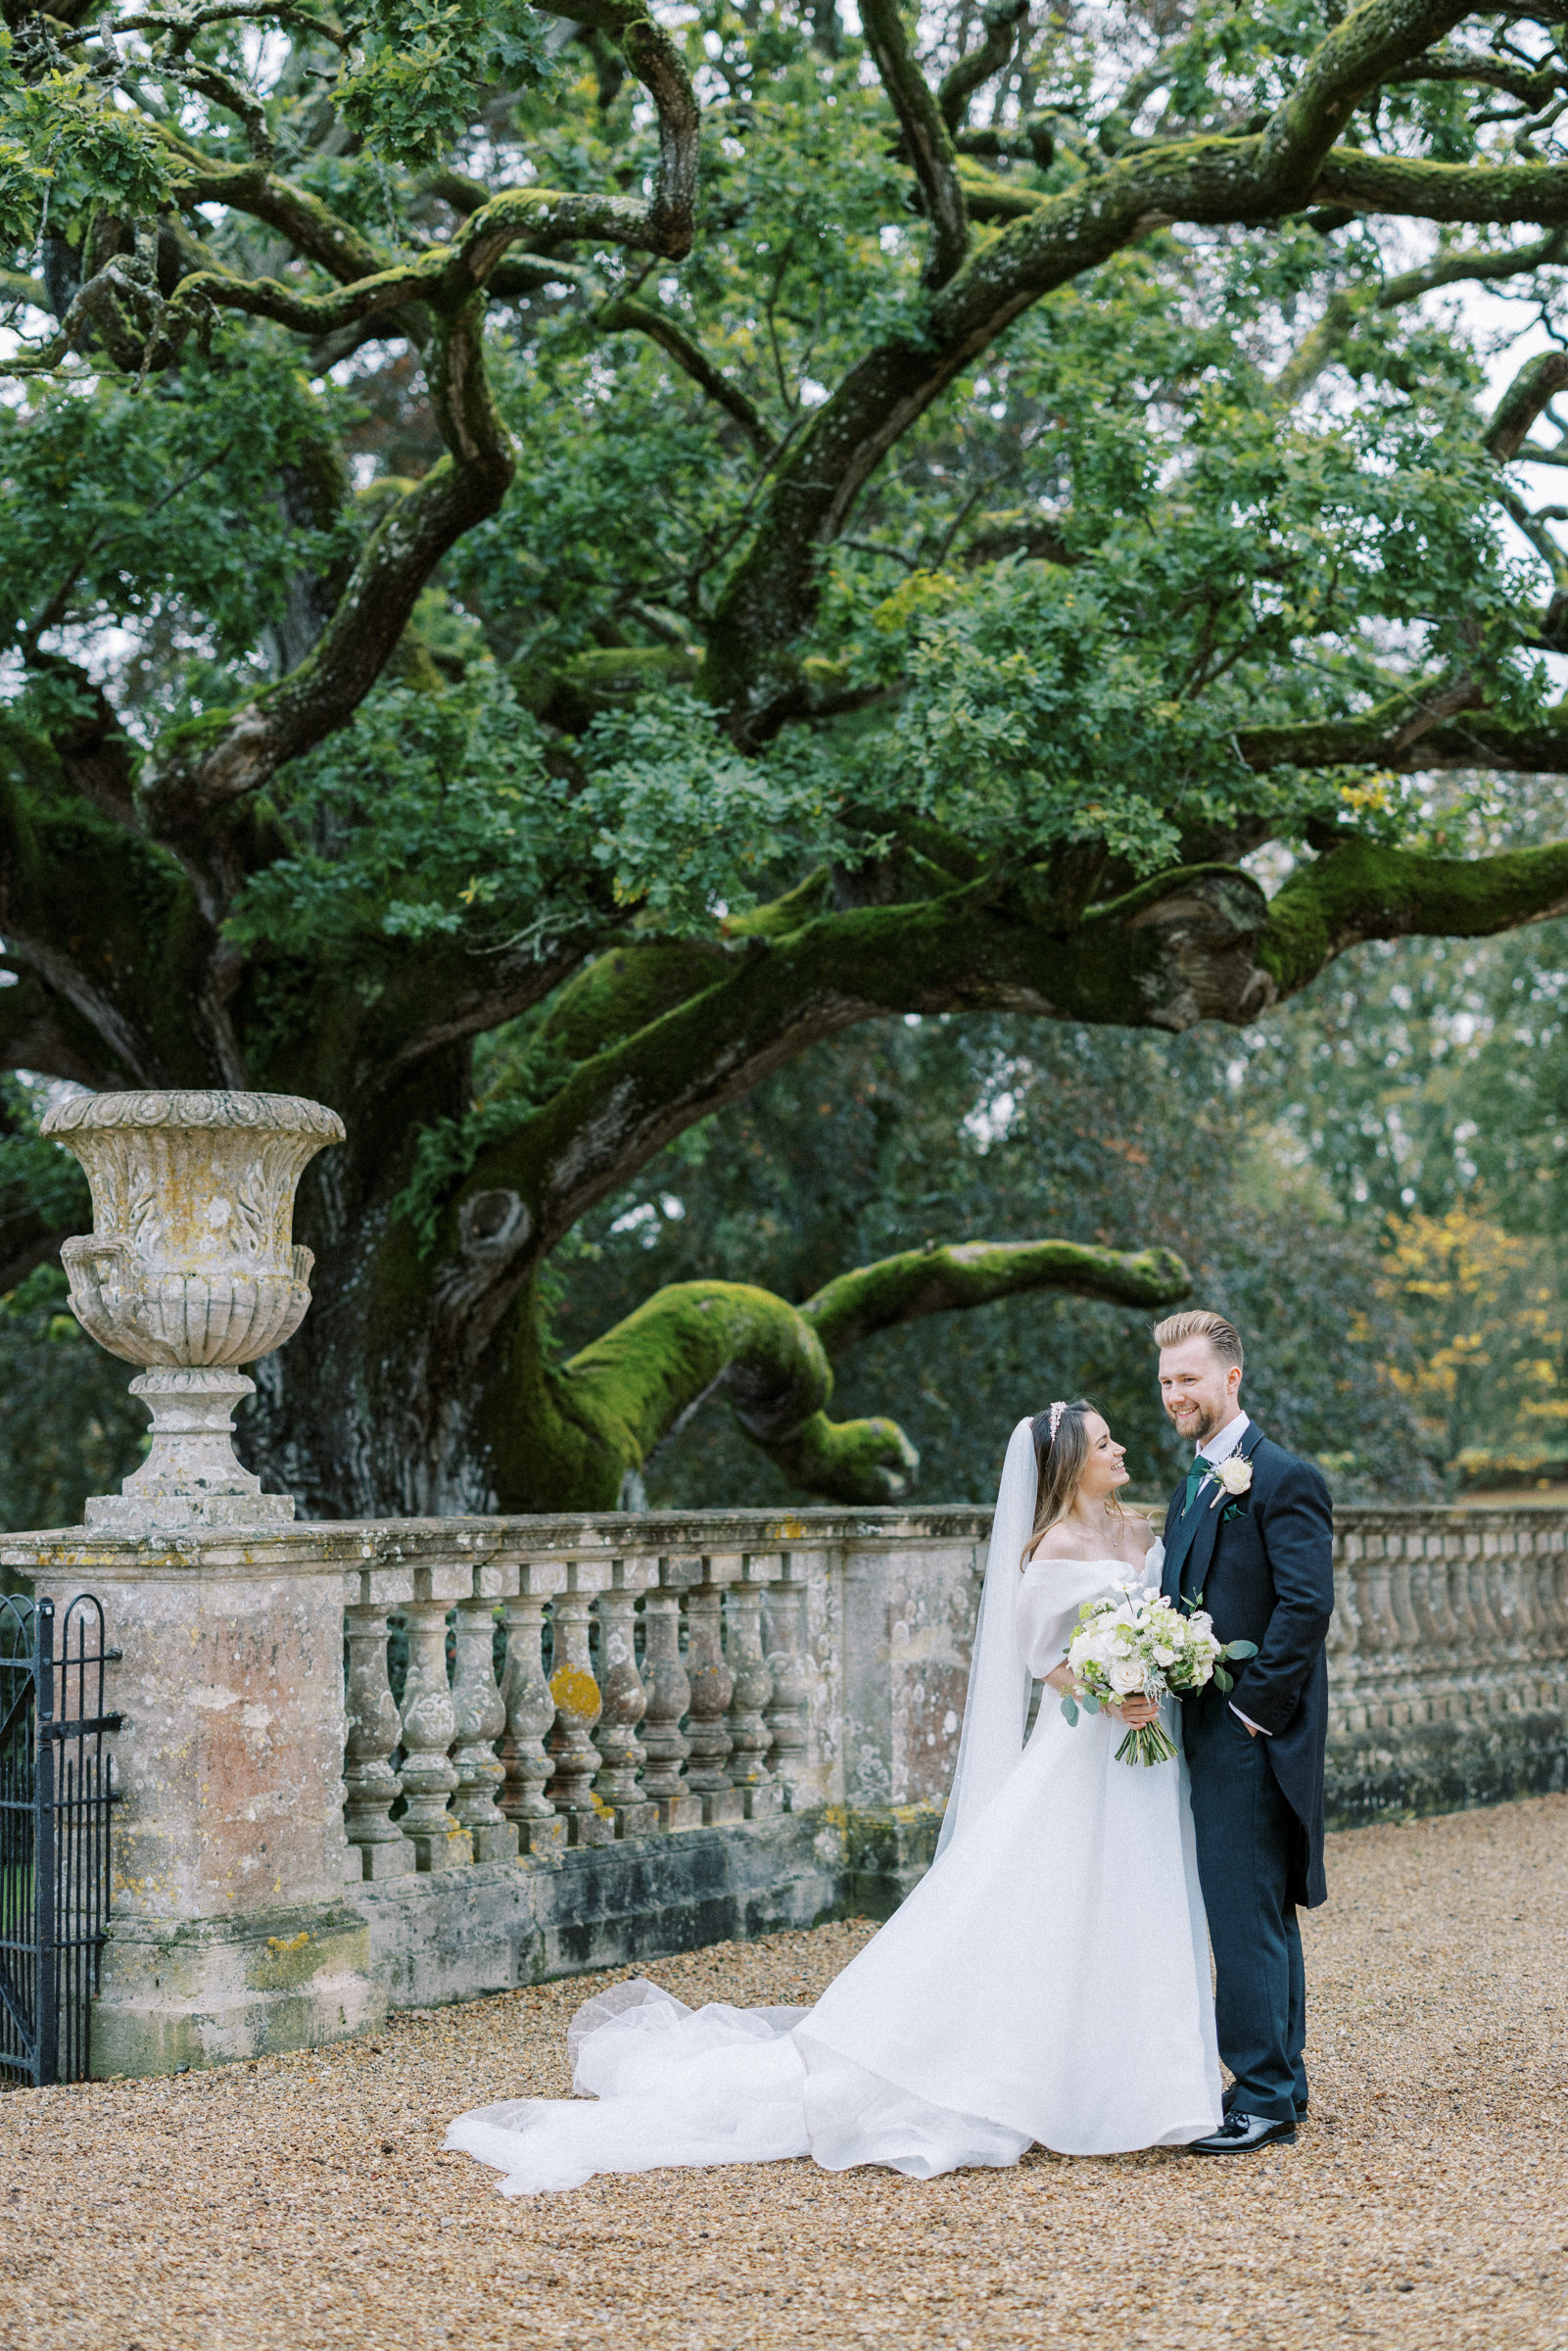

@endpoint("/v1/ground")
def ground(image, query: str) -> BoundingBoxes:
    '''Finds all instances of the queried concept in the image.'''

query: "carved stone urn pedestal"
[0,1091,387,2076]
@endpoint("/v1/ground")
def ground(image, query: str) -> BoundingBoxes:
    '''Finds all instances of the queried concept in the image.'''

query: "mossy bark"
[471,1238,1192,1512]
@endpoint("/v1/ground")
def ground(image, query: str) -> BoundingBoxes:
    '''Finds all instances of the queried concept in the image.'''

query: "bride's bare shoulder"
[1025,1525,1080,1566]
[1128,1514,1159,1557]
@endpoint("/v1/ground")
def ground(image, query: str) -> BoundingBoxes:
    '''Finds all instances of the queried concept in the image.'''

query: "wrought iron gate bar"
[0,1592,116,2088]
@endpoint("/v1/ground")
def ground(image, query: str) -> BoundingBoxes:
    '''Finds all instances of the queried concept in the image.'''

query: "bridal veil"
[932,1414,1036,1858]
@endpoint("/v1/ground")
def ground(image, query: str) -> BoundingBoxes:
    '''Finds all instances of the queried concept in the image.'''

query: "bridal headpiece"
[1048,1400,1067,1442]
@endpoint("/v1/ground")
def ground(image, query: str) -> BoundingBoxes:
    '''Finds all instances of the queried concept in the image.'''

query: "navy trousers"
[1183,1687,1307,2123]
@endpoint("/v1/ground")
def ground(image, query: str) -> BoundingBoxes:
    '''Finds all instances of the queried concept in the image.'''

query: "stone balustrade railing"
[337,1515,838,1884]
[334,1502,1568,1881]
[1326,1508,1568,1739]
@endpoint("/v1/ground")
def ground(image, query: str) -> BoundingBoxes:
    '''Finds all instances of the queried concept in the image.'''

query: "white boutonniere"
[1208,1455,1254,1509]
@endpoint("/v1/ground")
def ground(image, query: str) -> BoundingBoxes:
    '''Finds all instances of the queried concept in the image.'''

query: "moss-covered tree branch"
[1312,148,1568,224]
[443,835,1568,1313]
[860,0,970,288]
[142,295,515,850]
[801,1237,1191,1358]
[597,298,777,456]
[1232,699,1568,772]
[506,1234,1190,1508]
[1257,836,1568,997]
[1270,231,1568,408]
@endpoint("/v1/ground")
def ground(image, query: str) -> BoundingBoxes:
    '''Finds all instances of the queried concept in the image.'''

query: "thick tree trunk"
[239,1055,505,1516]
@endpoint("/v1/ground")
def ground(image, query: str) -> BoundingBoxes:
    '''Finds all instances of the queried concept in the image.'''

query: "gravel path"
[3,1795,1565,2351]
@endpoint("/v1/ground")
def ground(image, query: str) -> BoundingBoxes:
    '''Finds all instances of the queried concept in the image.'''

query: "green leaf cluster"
[0,57,187,245]
[336,0,554,168]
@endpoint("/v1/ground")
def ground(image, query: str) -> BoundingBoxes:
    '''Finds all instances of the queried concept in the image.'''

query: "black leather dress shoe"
[1223,2090,1308,2120]
[1188,2111,1297,2155]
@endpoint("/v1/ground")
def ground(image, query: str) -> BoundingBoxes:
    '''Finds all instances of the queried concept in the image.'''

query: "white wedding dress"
[448,1517,1223,2193]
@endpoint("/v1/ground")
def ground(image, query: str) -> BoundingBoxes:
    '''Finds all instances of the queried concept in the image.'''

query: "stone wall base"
[1325,1707,1568,1829]
[91,1900,386,2078]
[351,1808,907,2010]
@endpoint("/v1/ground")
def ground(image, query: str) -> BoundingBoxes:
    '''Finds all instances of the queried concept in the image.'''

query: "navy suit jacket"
[1163,1423,1335,1907]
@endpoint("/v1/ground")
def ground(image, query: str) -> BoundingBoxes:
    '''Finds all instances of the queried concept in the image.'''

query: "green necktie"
[1182,1458,1210,1516]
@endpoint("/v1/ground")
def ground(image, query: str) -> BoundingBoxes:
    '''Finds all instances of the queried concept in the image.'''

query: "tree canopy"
[10,0,1568,1517]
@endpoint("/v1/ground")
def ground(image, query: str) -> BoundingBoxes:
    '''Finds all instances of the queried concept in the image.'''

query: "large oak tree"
[7,0,1568,1515]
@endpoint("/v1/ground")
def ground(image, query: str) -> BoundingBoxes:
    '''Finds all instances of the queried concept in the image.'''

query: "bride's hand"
[1108,1694,1161,1728]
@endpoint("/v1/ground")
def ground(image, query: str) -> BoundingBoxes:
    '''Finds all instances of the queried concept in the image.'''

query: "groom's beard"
[1166,1399,1227,1446]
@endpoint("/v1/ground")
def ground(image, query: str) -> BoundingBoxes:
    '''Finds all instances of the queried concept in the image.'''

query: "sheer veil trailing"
[932,1415,1037,1860]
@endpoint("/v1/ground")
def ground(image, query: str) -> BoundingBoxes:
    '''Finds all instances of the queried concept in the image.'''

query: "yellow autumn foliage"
[1377,1204,1566,1470]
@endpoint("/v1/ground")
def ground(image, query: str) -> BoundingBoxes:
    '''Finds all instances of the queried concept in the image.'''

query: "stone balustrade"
[335,1517,852,1886]
[335,1503,1568,1888]
[1327,1509,1568,1733]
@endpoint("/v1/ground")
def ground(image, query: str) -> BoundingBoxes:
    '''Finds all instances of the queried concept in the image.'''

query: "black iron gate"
[0,1595,119,2087]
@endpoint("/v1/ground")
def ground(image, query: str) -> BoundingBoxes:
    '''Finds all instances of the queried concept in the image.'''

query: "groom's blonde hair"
[1152,1309,1244,1370]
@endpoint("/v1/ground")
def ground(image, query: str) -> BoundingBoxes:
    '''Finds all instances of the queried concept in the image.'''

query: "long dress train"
[447,1540,1222,2192]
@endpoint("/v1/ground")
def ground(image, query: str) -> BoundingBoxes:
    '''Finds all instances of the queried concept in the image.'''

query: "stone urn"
[41,1089,344,1528]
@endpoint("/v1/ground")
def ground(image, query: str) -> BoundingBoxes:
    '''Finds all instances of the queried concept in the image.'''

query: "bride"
[448,1402,1223,2190]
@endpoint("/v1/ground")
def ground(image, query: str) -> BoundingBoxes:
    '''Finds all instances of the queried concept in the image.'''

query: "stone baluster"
[762,1558,812,1802]
[1376,1538,1421,1724]
[1326,1540,1363,1735]
[499,1562,568,1854]
[1448,1532,1484,1715]
[398,1566,472,1870]
[450,1570,518,1862]
[1539,1535,1568,1703]
[1553,1538,1568,1687]
[640,1563,702,1830]
[1523,1537,1552,1709]
[1409,1536,1463,1722]
[1464,1535,1508,1712]
[594,1559,657,1837]
[724,1556,782,1817]
[1357,1535,1399,1729]
[343,1567,414,1881]
[1528,1529,1562,1710]
[685,1556,743,1824]
[1504,1537,1532,1711]
[1495,1523,1523,1711]
[546,1559,613,1846]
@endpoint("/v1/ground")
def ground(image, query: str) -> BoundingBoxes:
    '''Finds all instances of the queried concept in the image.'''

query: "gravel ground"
[2,1795,1565,2351]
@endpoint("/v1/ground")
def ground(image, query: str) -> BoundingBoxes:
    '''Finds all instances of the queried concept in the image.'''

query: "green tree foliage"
[11,0,1568,1514]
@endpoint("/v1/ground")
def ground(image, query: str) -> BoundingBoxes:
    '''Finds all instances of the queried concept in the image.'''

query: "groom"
[1154,1309,1334,2156]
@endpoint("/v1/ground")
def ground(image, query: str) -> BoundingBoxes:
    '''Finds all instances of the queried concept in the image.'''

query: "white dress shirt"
[1193,1414,1268,1737]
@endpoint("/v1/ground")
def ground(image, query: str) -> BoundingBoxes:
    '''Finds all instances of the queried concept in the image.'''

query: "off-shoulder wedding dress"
[449,1430,1222,2192]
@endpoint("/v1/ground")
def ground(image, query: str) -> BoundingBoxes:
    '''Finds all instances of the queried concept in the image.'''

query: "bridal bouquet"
[1060,1589,1259,1766]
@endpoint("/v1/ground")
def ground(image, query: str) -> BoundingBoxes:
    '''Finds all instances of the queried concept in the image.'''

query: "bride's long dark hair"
[1023,1399,1121,1561]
